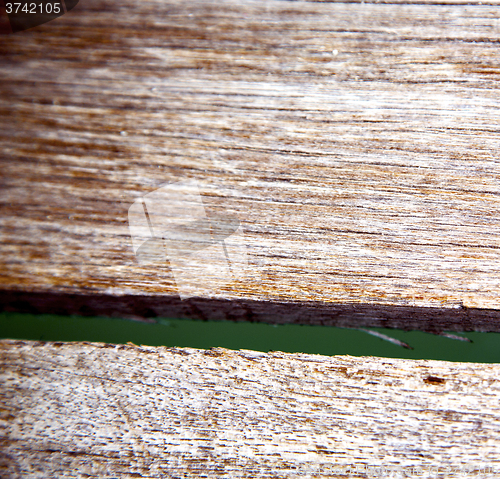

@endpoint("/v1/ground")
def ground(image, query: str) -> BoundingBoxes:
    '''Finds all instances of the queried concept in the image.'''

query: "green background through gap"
[1,312,499,363]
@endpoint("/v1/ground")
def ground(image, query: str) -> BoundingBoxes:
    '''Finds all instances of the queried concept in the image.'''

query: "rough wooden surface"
[0,339,499,478]
[2,0,500,331]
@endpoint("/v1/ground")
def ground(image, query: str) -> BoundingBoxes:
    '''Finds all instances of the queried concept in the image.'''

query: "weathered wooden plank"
[0,339,499,478]
[2,0,500,331]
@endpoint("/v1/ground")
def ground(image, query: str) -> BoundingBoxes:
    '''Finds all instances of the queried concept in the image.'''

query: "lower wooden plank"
[1,339,499,478]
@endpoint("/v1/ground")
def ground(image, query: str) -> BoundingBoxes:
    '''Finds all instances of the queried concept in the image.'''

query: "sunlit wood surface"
[1,339,500,477]
[2,0,500,331]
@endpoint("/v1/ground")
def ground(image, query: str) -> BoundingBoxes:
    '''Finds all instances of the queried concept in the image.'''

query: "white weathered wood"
[2,0,500,331]
[1,339,500,477]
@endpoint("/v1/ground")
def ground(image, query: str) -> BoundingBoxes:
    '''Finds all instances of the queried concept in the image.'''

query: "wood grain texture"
[2,0,500,331]
[1,339,500,478]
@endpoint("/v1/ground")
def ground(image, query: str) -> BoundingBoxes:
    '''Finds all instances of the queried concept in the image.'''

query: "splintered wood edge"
[1,339,499,478]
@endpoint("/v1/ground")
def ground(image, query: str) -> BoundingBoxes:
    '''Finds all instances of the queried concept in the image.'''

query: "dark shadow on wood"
[1,290,499,334]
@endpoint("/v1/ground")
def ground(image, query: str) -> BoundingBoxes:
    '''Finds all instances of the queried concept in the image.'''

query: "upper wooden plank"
[1,0,500,330]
